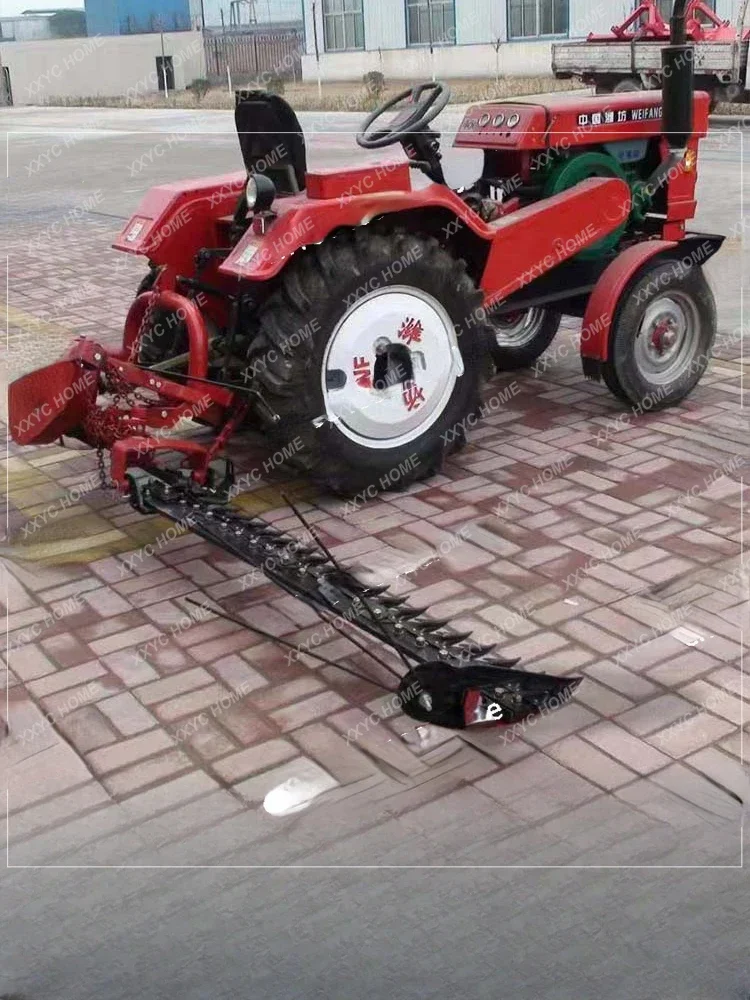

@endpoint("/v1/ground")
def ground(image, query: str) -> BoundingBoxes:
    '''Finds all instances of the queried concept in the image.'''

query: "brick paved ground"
[0,123,747,868]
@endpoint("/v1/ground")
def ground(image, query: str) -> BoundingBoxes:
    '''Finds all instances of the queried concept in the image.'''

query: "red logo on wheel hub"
[398,317,423,345]
[352,357,372,388]
[402,380,425,412]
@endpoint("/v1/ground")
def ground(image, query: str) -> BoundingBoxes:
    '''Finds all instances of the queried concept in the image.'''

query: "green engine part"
[541,150,635,260]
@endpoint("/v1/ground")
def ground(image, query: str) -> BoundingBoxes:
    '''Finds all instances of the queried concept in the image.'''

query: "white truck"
[553,1,750,108]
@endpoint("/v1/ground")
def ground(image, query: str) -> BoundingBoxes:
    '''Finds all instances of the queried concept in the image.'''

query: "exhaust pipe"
[662,0,694,150]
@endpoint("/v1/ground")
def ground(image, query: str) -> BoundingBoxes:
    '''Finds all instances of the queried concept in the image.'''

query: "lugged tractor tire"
[245,229,490,496]
[601,259,717,410]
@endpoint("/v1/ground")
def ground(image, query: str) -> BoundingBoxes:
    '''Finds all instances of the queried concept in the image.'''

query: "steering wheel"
[356,81,451,150]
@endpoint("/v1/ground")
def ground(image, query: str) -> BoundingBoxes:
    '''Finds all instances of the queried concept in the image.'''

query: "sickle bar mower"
[8,1,723,732]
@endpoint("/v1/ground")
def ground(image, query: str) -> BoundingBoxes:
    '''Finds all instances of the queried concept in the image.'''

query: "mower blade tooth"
[418,617,453,632]
[474,643,498,656]
[380,596,408,607]
[397,606,430,620]
[483,655,522,668]
[442,630,474,644]
[360,585,391,597]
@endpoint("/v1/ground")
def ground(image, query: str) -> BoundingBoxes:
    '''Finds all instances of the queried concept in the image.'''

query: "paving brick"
[102,649,160,686]
[522,702,601,748]
[615,777,718,832]
[649,763,743,824]
[57,705,118,754]
[476,754,599,822]
[212,738,297,783]
[41,677,122,715]
[218,703,277,746]
[135,667,214,705]
[90,623,162,657]
[6,740,92,811]
[530,597,596,626]
[250,676,326,712]
[233,756,339,808]
[404,521,496,571]
[269,690,348,732]
[496,630,569,662]
[118,771,219,823]
[98,691,158,736]
[183,719,237,761]
[616,694,695,736]
[684,747,750,805]
[546,734,636,790]
[210,654,267,693]
[705,665,744,697]
[569,677,634,717]
[516,545,571,569]
[7,781,110,843]
[154,683,232,723]
[83,587,133,617]
[87,729,175,774]
[647,711,735,758]
[103,750,193,798]
[581,722,671,774]
[459,728,534,766]
[646,649,720,686]
[4,643,57,681]
[291,723,382,784]
[561,619,627,655]
[584,607,651,644]
[40,632,93,668]
[678,679,745,725]
[617,632,698,672]
[27,659,106,697]
[635,556,697,585]
[330,709,428,777]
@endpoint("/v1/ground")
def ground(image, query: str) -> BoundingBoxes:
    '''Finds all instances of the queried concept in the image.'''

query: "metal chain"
[89,299,160,491]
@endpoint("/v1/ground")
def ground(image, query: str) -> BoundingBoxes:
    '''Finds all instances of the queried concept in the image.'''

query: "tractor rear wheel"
[601,259,716,410]
[488,307,561,371]
[245,230,489,495]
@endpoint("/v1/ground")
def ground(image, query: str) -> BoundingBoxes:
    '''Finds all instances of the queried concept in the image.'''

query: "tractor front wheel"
[601,260,716,410]
[246,230,488,495]
[489,307,561,372]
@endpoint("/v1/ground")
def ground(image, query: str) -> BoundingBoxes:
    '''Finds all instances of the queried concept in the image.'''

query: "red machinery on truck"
[8,1,723,732]
[554,0,750,104]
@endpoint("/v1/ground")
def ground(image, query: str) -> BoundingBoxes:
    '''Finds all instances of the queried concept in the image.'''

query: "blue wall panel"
[85,0,192,34]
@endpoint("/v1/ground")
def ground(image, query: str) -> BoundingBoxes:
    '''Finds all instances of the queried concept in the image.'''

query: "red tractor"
[10,0,721,498]
[5,1,725,734]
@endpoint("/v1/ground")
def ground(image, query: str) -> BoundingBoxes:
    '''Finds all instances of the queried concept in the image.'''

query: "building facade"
[0,8,86,41]
[300,0,744,80]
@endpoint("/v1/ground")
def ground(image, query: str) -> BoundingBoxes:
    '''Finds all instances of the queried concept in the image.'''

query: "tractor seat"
[235,90,307,195]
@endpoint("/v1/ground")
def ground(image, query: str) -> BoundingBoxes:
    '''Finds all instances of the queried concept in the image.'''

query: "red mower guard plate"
[9,360,98,446]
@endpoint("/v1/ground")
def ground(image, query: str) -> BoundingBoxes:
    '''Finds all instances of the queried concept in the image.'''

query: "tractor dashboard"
[454,103,548,151]
[455,91,711,153]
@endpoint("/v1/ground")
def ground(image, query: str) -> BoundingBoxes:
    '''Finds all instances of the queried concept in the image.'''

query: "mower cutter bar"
[125,466,581,730]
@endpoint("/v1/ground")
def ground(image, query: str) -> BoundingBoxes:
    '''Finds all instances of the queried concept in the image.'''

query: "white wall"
[301,39,554,80]
[0,29,205,104]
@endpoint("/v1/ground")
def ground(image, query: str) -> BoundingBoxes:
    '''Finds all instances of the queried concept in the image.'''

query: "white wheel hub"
[321,286,464,449]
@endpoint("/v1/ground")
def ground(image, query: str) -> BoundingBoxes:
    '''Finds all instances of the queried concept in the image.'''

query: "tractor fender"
[580,234,724,364]
[113,171,247,274]
[219,185,494,281]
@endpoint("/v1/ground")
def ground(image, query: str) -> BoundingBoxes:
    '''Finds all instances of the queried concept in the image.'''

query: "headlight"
[245,173,276,212]
[246,175,258,209]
